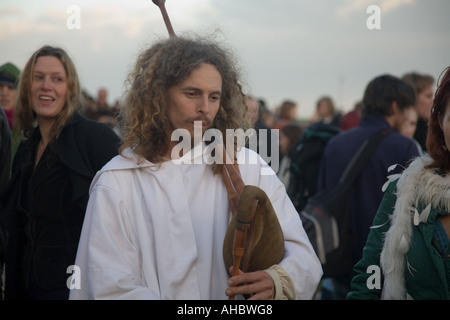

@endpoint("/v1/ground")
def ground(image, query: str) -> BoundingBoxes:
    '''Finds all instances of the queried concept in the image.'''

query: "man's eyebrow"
[181,86,222,95]
[181,86,201,92]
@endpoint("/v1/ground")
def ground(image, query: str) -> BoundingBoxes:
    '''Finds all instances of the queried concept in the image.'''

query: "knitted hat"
[0,62,21,88]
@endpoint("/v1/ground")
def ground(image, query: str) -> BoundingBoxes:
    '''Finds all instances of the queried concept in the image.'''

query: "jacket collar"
[359,115,392,130]
[380,154,449,299]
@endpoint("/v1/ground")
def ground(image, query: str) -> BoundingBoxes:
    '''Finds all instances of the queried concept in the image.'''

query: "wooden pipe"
[152,0,176,37]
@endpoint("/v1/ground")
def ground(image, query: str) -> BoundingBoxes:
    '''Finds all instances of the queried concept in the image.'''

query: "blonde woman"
[0,45,120,299]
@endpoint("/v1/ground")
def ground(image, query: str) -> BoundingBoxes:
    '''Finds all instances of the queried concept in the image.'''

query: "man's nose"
[197,95,210,114]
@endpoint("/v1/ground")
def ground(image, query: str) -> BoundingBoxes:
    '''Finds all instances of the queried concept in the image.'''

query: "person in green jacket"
[347,66,450,300]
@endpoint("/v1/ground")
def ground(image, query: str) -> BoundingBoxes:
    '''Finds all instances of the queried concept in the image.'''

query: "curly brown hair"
[119,34,251,172]
[426,67,450,171]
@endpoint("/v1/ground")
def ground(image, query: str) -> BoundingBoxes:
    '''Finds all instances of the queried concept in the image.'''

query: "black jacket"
[0,112,120,299]
[0,107,11,190]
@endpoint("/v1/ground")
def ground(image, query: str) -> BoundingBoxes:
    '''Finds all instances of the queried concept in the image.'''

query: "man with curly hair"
[70,34,322,300]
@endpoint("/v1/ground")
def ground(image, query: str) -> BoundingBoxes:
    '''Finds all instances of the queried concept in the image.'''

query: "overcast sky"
[1,0,449,118]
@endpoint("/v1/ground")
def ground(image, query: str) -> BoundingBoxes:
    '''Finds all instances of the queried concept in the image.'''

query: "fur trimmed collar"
[380,154,450,299]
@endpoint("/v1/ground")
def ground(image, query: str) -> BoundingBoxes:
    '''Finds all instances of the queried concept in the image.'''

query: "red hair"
[426,67,450,171]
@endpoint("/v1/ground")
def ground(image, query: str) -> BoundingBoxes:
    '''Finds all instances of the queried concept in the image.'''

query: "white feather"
[382,174,402,192]
[413,209,420,226]
[420,204,431,223]
[398,235,409,255]
[388,164,398,172]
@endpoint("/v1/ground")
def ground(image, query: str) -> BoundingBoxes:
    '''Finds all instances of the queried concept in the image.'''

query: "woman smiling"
[0,45,120,300]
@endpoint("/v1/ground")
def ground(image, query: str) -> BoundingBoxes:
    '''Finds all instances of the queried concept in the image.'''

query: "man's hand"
[225,267,274,300]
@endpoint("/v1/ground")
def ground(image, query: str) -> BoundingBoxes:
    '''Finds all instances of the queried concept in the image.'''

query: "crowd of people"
[0,31,448,300]
[250,71,444,300]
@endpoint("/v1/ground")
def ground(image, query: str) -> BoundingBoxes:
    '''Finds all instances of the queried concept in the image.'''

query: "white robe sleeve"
[69,171,159,300]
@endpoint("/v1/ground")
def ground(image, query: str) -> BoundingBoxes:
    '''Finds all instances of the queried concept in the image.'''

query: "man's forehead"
[177,64,222,91]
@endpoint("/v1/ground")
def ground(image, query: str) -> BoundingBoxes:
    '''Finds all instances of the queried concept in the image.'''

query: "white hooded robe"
[69,142,322,300]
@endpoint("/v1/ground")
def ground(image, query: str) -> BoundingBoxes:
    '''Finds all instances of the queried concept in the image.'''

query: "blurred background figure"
[400,106,422,154]
[309,95,342,128]
[277,123,303,188]
[245,95,259,125]
[0,107,11,300]
[245,95,276,171]
[0,62,21,157]
[0,107,11,190]
[317,74,420,299]
[273,99,298,129]
[402,72,434,152]
[340,101,363,131]
[84,87,119,133]
[81,89,96,114]
[257,98,276,129]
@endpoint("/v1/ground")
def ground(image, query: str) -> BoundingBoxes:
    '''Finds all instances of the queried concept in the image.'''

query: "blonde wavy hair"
[14,45,82,141]
[120,34,251,172]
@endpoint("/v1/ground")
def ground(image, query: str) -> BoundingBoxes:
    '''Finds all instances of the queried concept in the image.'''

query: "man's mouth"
[194,121,207,128]
[192,118,212,128]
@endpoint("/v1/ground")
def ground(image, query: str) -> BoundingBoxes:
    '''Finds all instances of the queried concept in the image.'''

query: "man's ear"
[390,101,398,115]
